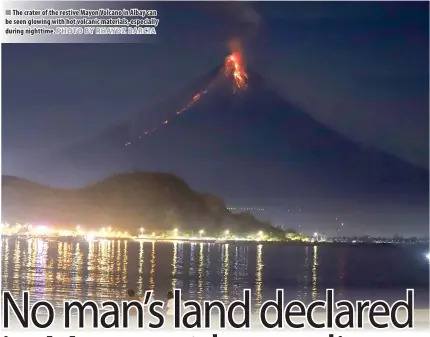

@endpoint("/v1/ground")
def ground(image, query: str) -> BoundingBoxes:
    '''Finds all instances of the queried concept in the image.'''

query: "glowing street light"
[108,226,112,232]
[314,232,318,237]
[199,229,204,237]
[225,230,230,235]
[140,227,145,234]
[86,232,95,242]
[37,225,48,233]
[258,231,263,236]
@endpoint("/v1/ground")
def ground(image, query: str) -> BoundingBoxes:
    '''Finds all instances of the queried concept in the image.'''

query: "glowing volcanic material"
[224,51,248,91]
[124,49,248,146]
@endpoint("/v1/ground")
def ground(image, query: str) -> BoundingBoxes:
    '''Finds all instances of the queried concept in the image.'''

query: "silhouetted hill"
[1,173,284,236]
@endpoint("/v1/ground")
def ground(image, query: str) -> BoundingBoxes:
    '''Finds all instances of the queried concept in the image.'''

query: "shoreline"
[2,234,428,247]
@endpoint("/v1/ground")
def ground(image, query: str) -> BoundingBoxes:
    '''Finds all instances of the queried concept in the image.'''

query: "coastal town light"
[140,227,145,233]
[225,230,230,235]
[37,225,48,233]
[86,232,95,242]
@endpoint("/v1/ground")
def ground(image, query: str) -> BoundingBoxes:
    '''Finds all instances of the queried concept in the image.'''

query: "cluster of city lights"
[0,223,339,244]
[0,223,131,241]
[227,207,265,212]
[0,223,282,243]
[136,227,270,242]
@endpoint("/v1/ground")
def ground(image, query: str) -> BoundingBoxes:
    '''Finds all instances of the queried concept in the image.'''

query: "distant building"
[226,207,265,212]
[226,206,273,223]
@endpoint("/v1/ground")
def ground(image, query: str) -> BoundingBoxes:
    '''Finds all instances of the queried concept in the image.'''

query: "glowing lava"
[124,50,248,147]
[224,51,248,91]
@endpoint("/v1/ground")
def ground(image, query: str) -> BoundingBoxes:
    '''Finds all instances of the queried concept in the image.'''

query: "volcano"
[26,64,428,204]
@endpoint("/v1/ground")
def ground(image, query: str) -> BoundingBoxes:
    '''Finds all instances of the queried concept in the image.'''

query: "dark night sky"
[2,1,428,174]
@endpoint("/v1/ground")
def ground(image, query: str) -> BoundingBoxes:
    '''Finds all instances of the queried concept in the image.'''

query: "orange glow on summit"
[125,46,249,146]
[224,51,248,91]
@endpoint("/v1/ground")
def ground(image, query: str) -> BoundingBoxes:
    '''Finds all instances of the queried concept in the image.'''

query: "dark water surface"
[1,238,429,310]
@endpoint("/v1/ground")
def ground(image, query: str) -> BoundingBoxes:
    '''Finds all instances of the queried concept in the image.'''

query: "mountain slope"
[29,65,428,201]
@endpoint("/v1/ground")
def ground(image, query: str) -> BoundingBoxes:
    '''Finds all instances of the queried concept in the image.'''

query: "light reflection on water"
[1,237,429,310]
[312,245,318,300]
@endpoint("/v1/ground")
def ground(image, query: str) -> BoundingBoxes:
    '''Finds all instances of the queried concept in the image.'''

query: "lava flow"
[224,51,248,91]
[124,50,248,147]
[124,87,209,146]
